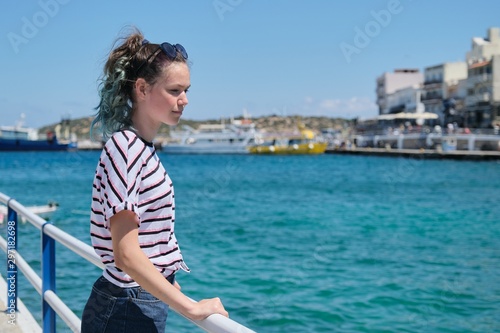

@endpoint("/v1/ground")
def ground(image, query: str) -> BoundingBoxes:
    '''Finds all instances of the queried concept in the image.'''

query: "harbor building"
[465,27,500,128]
[385,84,424,115]
[422,62,468,126]
[376,69,423,115]
[466,27,500,62]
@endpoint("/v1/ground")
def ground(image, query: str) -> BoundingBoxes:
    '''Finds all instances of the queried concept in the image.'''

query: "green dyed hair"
[91,28,187,140]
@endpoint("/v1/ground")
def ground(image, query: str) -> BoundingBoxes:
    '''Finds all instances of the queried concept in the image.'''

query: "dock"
[327,147,500,160]
[0,274,41,333]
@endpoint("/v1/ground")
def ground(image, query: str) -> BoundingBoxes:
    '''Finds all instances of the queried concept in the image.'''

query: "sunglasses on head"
[135,42,188,76]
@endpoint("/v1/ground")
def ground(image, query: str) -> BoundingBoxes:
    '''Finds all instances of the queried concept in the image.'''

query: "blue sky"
[1,0,499,128]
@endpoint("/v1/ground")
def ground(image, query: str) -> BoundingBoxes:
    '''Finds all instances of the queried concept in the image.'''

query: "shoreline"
[328,147,500,160]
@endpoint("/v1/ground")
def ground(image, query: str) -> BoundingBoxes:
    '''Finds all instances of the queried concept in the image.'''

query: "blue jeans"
[81,274,175,333]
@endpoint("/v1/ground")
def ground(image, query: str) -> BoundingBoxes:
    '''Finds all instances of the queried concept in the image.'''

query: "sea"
[0,151,499,333]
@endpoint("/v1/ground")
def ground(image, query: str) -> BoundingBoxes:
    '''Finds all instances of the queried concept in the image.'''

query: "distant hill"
[39,114,355,140]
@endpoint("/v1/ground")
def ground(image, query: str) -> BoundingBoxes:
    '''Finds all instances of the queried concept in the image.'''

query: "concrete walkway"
[0,274,41,333]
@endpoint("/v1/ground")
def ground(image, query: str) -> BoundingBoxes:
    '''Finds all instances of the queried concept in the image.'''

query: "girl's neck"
[131,115,160,143]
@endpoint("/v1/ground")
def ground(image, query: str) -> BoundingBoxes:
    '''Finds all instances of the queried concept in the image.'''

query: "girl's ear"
[134,78,149,101]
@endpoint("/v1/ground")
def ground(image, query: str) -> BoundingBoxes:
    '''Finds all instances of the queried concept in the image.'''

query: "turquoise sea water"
[0,151,499,332]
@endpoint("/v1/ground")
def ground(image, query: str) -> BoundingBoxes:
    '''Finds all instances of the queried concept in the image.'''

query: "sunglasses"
[135,42,188,76]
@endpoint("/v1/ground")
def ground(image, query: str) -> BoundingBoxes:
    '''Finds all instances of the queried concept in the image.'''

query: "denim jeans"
[81,274,175,333]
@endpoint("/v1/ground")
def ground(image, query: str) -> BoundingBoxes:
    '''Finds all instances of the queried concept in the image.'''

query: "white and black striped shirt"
[90,130,189,287]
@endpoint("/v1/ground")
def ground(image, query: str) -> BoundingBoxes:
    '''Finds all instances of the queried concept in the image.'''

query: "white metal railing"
[1,192,256,333]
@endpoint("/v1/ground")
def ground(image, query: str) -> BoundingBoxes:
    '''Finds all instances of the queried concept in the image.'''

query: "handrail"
[0,238,41,294]
[1,192,256,333]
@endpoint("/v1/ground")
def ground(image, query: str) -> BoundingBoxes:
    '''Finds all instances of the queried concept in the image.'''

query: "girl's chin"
[164,118,181,126]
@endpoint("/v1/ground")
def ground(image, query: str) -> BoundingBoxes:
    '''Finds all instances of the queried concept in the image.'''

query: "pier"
[334,131,500,160]
[0,274,41,332]
[328,147,500,160]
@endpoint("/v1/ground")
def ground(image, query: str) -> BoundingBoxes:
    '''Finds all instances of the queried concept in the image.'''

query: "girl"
[81,29,228,332]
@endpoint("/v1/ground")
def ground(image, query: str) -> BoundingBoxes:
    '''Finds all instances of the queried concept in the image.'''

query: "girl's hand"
[188,297,229,320]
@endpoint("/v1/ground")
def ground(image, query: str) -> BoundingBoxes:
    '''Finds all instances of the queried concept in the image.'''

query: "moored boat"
[162,118,262,154]
[0,117,77,151]
[0,201,58,223]
[248,126,327,155]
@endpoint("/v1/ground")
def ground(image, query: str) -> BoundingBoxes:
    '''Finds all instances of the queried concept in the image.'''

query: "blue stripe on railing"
[7,204,17,312]
[42,221,56,332]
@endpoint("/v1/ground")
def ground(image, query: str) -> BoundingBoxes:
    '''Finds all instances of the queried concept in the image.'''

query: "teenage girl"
[81,29,228,332]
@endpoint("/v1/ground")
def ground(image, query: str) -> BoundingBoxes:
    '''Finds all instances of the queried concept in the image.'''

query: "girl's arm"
[110,210,228,320]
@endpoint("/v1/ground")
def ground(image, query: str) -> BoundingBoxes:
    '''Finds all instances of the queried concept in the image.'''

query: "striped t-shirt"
[90,129,189,287]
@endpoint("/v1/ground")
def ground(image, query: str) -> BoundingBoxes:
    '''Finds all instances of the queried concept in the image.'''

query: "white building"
[466,27,500,64]
[376,69,423,114]
[386,84,424,115]
[465,27,500,128]
[422,62,468,125]
[465,55,500,128]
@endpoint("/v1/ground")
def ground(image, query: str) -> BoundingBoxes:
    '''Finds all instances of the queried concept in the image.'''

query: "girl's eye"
[168,87,189,95]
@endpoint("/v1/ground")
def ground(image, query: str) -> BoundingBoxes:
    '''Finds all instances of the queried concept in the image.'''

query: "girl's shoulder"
[105,129,153,150]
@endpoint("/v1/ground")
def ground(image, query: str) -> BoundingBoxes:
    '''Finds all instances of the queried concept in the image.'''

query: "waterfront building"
[466,27,500,63]
[376,69,423,115]
[465,27,500,128]
[422,62,468,126]
[385,84,424,115]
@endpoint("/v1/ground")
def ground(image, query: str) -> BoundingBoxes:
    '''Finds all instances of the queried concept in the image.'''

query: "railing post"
[42,222,56,333]
[6,205,18,315]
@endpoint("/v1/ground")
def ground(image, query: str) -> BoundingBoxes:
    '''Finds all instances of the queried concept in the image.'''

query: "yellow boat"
[248,127,327,155]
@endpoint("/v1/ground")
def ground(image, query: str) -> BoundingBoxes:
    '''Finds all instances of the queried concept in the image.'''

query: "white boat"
[162,119,263,154]
[0,201,58,223]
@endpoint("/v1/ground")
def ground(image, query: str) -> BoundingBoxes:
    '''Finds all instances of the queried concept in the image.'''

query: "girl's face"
[141,62,191,127]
